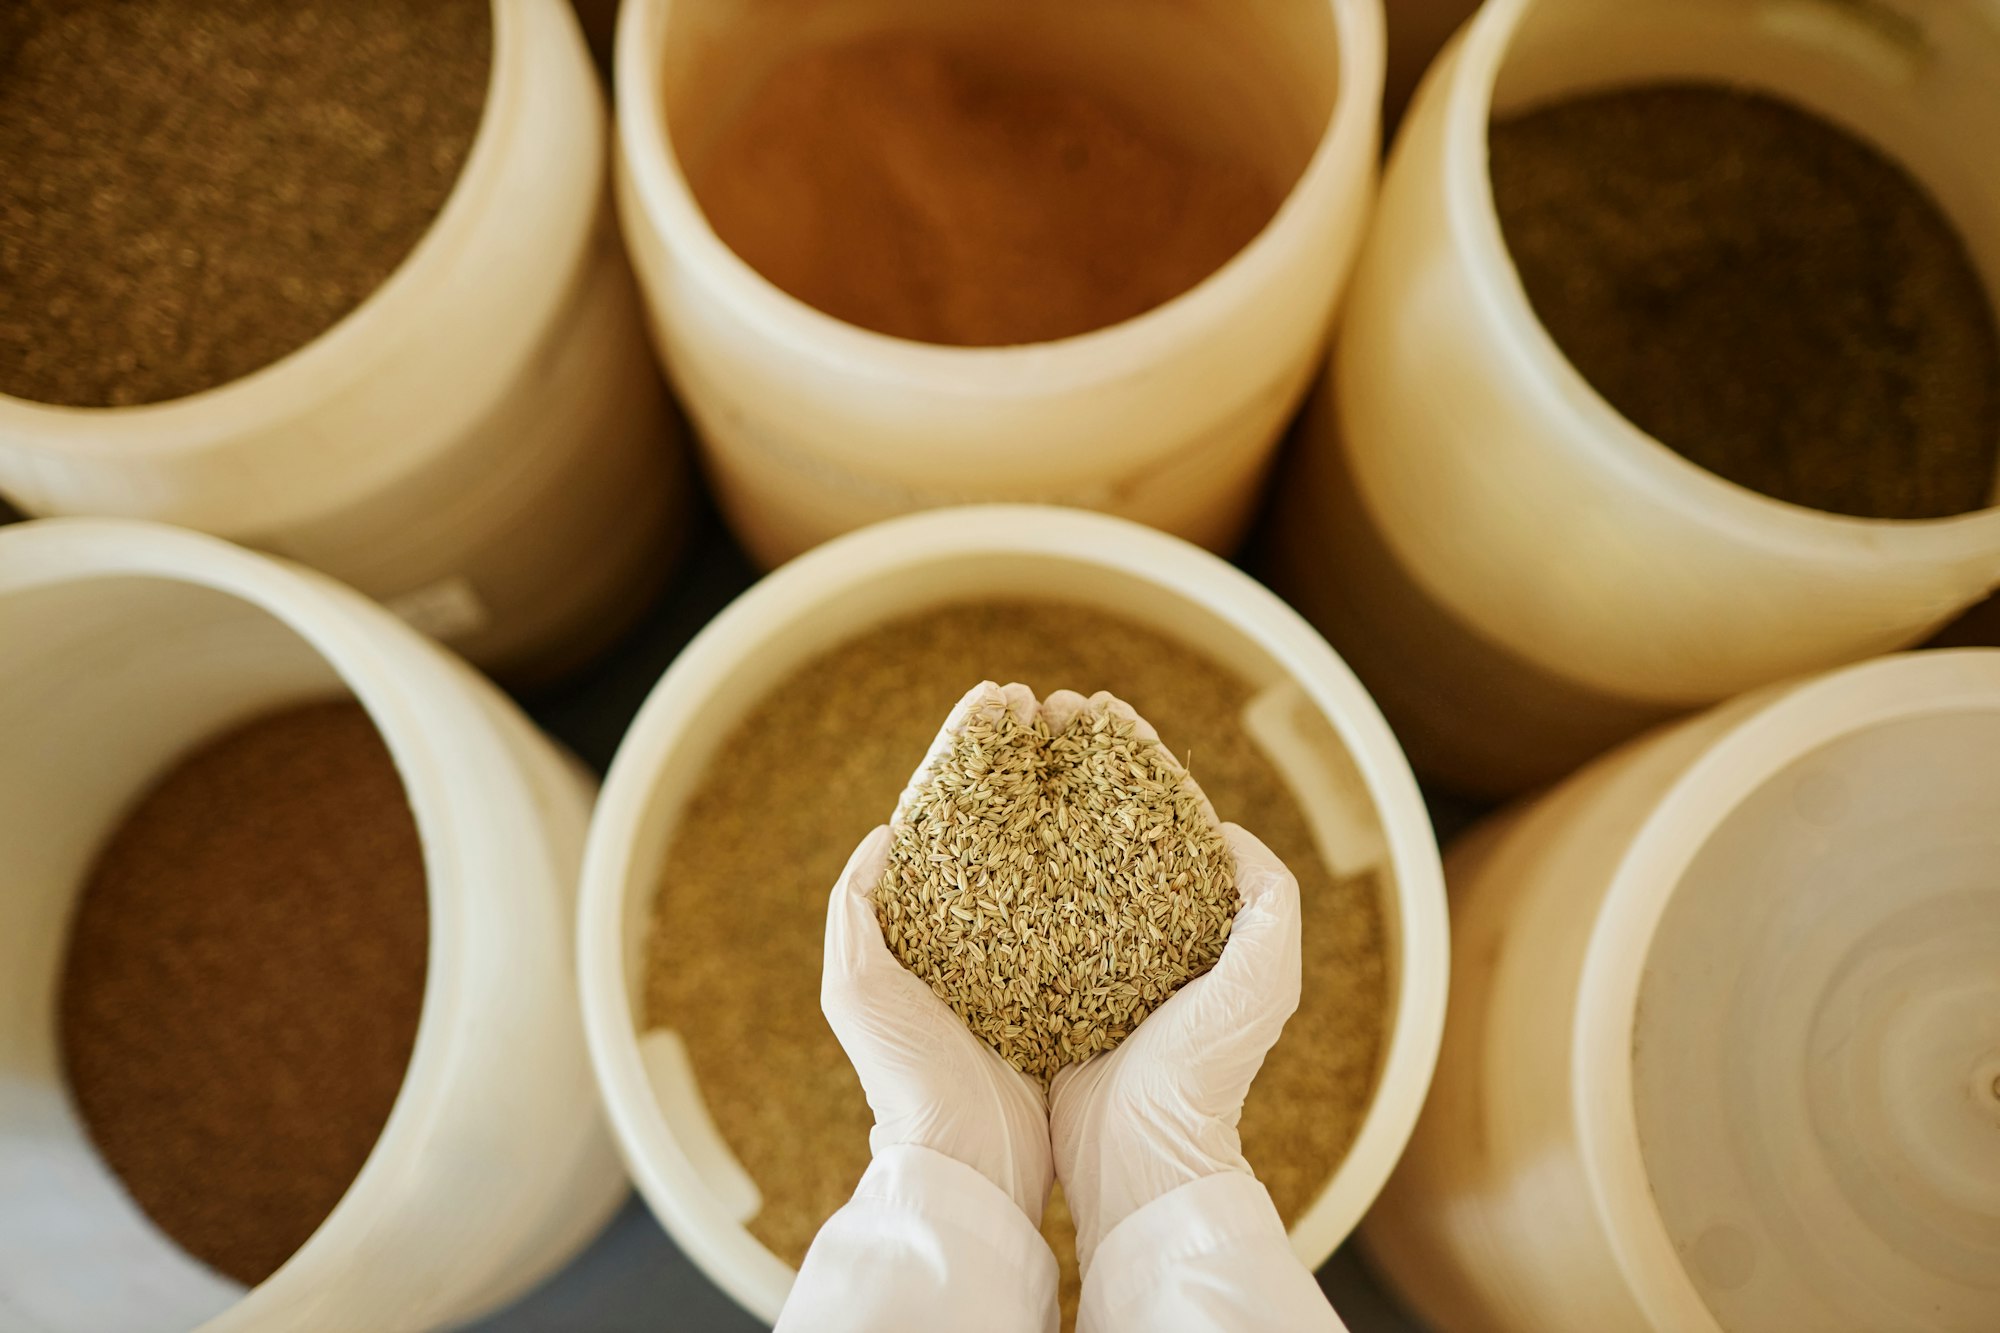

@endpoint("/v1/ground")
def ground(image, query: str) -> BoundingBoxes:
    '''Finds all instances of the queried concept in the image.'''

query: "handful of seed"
[875,684,1239,1082]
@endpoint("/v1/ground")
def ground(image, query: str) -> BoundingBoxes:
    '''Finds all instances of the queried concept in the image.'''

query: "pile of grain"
[0,0,490,407]
[880,697,1236,1083]
[644,602,1387,1323]
[1491,84,2000,520]
[60,701,428,1285]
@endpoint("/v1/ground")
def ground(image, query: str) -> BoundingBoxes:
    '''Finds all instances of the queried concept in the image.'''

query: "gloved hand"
[821,683,1059,1223]
[1048,823,1303,1269]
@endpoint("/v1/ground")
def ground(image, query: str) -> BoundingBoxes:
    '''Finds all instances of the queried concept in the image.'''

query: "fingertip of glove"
[995,681,1040,729]
[1040,687,1087,736]
[1059,690,1164,748]
[960,681,1039,731]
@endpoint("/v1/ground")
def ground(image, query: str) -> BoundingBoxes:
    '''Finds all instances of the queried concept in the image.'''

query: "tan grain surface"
[645,602,1388,1316]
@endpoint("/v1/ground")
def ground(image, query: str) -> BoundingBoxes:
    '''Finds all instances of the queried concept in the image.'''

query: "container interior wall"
[1632,706,2000,1332]
[622,550,1404,1238]
[1491,0,2000,505]
[0,576,340,1332]
[655,0,1342,219]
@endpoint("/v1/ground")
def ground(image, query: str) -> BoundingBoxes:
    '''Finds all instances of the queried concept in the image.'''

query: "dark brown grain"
[0,0,490,407]
[1491,84,2000,519]
[60,701,428,1286]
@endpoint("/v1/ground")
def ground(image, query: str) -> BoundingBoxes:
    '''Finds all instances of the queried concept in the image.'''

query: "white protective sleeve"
[1081,1172,1349,1333]
[776,1143,1059,1333]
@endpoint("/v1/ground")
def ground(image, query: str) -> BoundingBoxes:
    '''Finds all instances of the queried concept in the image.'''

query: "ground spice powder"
[0,0,490,408]
[59,701,428,1287]
[685,34,1283,346]
[644,602,1387,1327]
[1491,84,2000,520]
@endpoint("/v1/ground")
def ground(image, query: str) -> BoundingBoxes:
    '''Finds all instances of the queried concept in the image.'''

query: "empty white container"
[1364,650,2000,1333]
[0,518,626,1333]
[1273,0,2000,794]
[577,504,1448,1321]
[613,0,1384,567]
[0,0,686,679]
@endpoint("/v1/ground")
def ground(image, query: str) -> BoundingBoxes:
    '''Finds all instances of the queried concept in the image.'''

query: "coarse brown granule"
[644,602,1387,1320]
[60,701,428,1286]
[685,34,1283,346]
[0,0,490,408]
[879,699,1237,1083]
[1491,84,2000,520]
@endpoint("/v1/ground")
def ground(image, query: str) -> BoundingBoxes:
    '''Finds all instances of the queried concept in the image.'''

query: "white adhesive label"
[386,576,489,643]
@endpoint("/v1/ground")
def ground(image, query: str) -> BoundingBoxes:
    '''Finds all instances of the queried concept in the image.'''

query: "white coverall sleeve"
[1081,1172,1346,1333]
[777,1143,1059,1333]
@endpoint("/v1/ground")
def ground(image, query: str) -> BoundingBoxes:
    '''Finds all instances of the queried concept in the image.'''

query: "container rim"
[0,0,566,457]
[576,503,1448,1320]
[611,0,1386,399]
[1439,0,2000,571]
[0,516,498,1329]
[1570,648,2000,1329]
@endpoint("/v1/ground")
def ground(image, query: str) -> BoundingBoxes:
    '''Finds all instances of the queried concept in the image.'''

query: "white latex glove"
[822,826,1055,1222]
[1048,823,1303,1269]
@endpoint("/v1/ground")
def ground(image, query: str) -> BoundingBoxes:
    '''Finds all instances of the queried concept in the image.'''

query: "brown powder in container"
[0,0,490,408]
[1490,84,2000,520]
[59,701,429,1287]
[685,34,1284,346]
[644,602,1388,1327]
